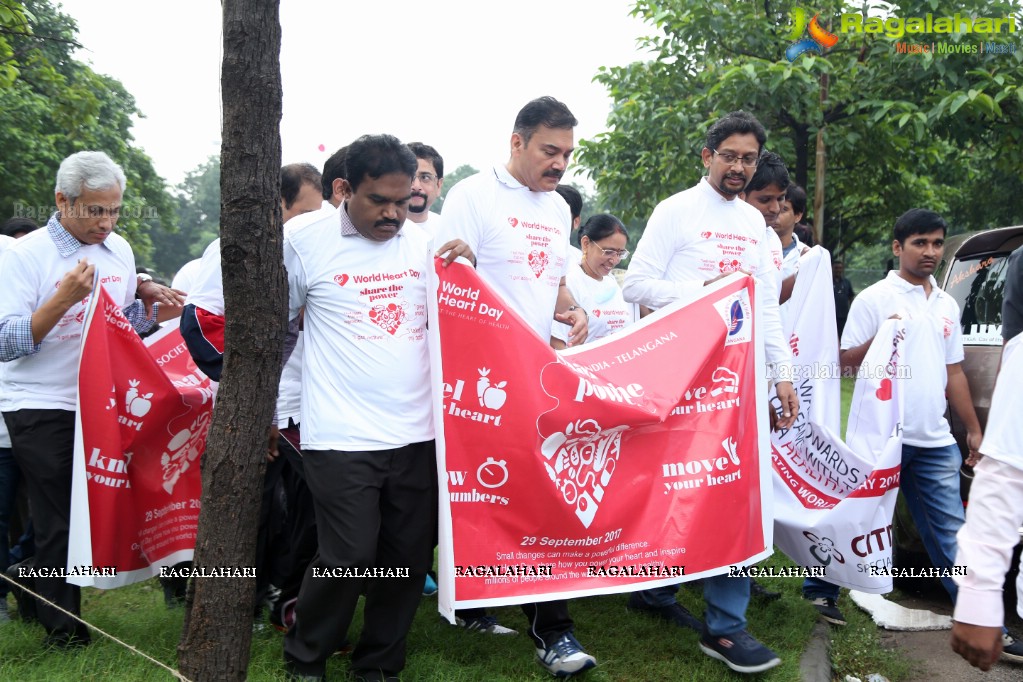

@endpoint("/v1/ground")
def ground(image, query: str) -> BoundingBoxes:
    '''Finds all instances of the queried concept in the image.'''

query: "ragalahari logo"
[786,7,840,61]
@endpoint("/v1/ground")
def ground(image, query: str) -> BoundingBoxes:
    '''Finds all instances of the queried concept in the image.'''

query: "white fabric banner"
[771,247,904,592]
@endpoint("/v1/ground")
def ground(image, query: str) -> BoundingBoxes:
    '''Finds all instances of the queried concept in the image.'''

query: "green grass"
[1,555,819,682]
[0,378,910,680]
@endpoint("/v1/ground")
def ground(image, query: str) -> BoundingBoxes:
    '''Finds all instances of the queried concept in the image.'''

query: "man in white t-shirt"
[0,151,184,648]
[434,96,593,678]
[623,111,797,675]
[952,246,1023,668]
[841,209,1023,659]
[282,134,467,682]
[406,142,444,239]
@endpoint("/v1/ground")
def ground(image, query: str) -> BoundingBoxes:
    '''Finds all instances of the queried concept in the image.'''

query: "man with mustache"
[283,134,471,682]
[841,209,1023,661]
[0,151,184,648]
[623,110,797,675]
[434,96,593,677]
[405,142,444,238]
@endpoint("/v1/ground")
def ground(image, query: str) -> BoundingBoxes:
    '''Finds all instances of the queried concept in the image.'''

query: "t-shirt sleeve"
[435,181,484,261]
[283,237,307,321]
[840,292,876,351]
[186,239,226,316]
[621,202,701,308]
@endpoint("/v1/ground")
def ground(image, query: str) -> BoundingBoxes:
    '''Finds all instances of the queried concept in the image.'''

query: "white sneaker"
[535,633,596,677]
[455,614,517,635]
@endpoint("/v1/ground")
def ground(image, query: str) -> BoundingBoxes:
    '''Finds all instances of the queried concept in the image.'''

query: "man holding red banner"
[281,134,470,682]
[0,151,183,649]
[623,111,797,675]
[435,96,594,677]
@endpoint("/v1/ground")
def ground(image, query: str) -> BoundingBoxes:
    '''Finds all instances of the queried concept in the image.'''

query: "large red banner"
[69,286,214,588]
[430,259,771,618]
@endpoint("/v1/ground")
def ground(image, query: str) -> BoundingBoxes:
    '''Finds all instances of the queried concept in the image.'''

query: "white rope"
[0,571,193,681]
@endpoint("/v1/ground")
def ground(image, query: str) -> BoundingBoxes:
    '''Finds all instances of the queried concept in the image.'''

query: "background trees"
[0,0,174,265]
[577,0,1023,265]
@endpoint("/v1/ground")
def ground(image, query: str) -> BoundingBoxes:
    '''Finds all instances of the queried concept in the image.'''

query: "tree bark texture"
[178,1,284,680]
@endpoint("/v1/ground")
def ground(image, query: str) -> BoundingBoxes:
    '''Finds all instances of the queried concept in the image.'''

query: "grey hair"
[54,151,127,201]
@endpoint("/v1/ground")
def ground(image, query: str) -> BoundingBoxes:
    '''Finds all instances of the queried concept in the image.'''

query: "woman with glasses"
[552,214,637,348]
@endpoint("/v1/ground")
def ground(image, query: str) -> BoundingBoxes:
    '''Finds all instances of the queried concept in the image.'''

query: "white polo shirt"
[841,271,964,447]
[285,207,433,451]
[437,165,570,341]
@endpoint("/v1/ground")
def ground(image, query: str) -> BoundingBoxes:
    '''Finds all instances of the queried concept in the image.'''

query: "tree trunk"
[178,1,284,680]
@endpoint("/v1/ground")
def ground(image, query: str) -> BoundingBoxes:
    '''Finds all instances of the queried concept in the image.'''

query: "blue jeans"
[803,442,965,602]
[0,446,20,598]
[634,574,750,635]
[900,442,964,600]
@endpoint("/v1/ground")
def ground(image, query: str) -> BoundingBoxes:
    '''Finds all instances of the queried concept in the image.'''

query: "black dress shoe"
[750,579,781,601]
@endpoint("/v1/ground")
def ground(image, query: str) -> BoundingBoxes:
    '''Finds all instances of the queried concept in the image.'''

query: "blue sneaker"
[699,629,781,674]
[535,632,596,677]
[423,574,437,596]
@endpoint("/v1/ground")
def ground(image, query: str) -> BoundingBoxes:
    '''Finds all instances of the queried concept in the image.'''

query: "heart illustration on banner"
[508,217,518,227]
[368,302,407,335]
[334,274,349,287]
[540,420,629,529]
[593,309,602,318]
[875,378,893,401]
[701,231,712,239]
[528,250,549,278]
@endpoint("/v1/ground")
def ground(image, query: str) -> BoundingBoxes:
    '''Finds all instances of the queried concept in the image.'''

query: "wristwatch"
[137,273,153,285]
[567,305,587,317]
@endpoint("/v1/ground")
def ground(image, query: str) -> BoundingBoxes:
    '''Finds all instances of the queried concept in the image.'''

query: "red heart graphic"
[701,231,712,239]
[334,273,349,287]
[875,378,893,401]
[508,217,518,227]
[593,309,601,317]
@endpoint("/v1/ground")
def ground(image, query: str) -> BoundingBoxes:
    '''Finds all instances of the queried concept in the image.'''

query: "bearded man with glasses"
[622,110,798,675]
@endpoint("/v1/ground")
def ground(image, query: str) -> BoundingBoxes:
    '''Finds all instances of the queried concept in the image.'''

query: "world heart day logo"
[786,7,840,61]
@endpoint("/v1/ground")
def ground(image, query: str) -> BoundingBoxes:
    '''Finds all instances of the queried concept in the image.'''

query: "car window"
[943,253,1011,345]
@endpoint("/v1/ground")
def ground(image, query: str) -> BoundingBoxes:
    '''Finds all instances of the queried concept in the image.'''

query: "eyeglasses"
[593,246,629,260]
[712,149,759,168]
[414,172,437,184]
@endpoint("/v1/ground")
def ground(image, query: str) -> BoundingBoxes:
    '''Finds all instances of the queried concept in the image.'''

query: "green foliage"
[148,155,221,279]
[434,164,478,213]
[578,0,1023,254]
[0,0,173,265]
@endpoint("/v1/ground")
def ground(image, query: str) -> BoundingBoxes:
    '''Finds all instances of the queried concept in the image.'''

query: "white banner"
[771,247,904,592]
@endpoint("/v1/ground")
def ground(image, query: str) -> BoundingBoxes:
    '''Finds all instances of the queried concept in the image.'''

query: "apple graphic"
[125,380,154,417]
[483,382,508,410]
[476,368,507,409]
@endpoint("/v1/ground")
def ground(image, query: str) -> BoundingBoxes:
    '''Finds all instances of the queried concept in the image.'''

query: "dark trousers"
[456,601,574,648]
[521,600,574,648]
[2,409,90,642]
[255,450,287,610]
[274,425,318,607]
[0,445,21,598]
[284,442,436,677]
